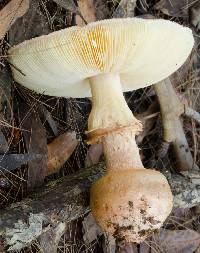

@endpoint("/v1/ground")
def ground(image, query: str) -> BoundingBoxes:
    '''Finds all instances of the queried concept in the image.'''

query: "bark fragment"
[1,163,200,250]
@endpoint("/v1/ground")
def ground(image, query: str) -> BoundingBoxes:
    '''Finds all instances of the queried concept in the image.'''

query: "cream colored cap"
[9,18,194,98]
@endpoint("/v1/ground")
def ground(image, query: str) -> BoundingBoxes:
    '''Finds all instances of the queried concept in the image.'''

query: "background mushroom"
[8,18,194,243]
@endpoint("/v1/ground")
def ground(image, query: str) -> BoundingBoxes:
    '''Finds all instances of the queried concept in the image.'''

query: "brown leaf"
[189,1,200,30]
[76,0,96,26]
[94,0,109,20]
[196,245,200,253]
[52,0,77,12]
[47,131,78,175]
[39,222,66,253]
[0,66,12,119]
[85,143,103,167]
[0,237,5,253]
[169,57,193,91]
[170,207,191,224]
[152,229,200,253]
[0,178,11,189]
[112,0,137,18]
[82,212,103,244]
[136,101,158,145]
[39,106,58,136]
[9,0,51,45]
[18,102,47,191]
[119,243,138,253]
[0,131,8,154]
[103,234,116,253]
[0,0,29,39]
[154,0,195,17]
[139,242,151,253]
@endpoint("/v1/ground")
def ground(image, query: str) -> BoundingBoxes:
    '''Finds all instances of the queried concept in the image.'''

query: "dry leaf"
[169,56,193,92]
[47,131,78,175]
[82,213,103,244]
[189,1,200,30]
[170,207,192,224]
[85,143,103,167]
[39,222,66,253]
[139,242,151,253]
[154,0,195,17]
[196,245,200,253]
[0,0,29,39]
[0,130,78,178]
[76,0,96,26]
[18,102,48,191]
[103,234,116,253]
[52,0,77,12]
[9,0,50,45]
[152,229,200,253]
[136,101,158,145]
[0,237,5,253]
[119,243,138,253]
[112,0,137,18]
[94,0,109,20]
[40,106,58,136]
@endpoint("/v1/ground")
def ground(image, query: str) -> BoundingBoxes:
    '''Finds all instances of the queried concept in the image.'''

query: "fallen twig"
[1,162,200,251]
[154,78,196,171]
[184,106,200,125]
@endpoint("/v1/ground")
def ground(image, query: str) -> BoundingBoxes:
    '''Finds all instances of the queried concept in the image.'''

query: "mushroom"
[8,18,194,243]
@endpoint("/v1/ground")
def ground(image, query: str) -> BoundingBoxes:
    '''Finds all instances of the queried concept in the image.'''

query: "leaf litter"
[0,0,200,252]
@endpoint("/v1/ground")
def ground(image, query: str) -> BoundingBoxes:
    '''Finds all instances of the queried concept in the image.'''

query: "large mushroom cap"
[90,169,173,243]
[9,18,194,98]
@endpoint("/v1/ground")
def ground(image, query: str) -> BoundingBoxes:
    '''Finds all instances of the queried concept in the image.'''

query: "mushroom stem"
[87,74,173,244]
[87,73,143,170]
[88,73,142,142]
[102,128,144,171]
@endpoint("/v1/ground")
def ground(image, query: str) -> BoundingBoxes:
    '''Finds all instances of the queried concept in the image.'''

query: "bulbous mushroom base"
[90,169,173,243]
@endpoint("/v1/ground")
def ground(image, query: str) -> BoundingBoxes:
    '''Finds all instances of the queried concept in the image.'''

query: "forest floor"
[0,0,200,252]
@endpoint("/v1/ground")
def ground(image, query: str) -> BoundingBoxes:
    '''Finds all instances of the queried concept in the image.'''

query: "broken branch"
[154,78,196,171]
[184,106,200,125]
[1,162,200,251]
